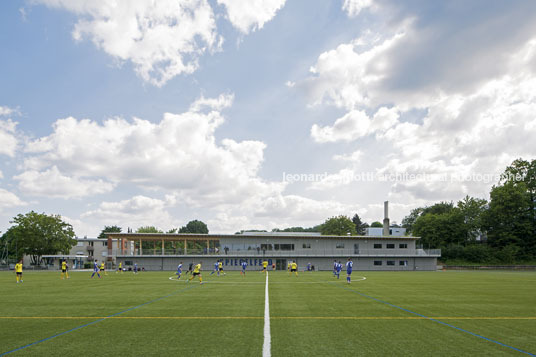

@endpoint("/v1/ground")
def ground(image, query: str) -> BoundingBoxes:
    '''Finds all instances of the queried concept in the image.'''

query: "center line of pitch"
[263,271,271,357]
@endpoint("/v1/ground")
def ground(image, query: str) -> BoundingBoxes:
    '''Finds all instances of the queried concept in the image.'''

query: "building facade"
[107,232,440,271]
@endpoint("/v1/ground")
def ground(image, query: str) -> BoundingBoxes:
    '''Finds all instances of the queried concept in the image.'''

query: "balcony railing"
[112,248,441,257]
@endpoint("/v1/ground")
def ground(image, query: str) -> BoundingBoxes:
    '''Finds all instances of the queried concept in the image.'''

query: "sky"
[1,0,536,237]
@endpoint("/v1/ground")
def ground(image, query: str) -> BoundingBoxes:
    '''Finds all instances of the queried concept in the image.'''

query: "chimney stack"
[383,201,390,236]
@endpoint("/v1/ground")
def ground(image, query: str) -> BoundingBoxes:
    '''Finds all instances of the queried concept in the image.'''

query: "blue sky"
[1,0,536,236]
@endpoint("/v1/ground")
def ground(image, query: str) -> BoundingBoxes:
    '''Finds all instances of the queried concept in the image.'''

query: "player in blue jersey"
[307,262,311,272]
[333,260,338,276]
[176,262,183,279]
[210,261,218,275]
[90,260,101,278]
[241,260,248,275]
[335,261,342,279]
[133,262,138,274]
[346,258,353,284]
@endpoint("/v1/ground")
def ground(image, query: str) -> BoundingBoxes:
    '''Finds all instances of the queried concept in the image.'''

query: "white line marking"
[263,272,271,357]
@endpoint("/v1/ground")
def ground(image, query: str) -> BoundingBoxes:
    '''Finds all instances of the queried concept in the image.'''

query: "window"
[302,243,311,249]
[76,242,83,247]
[387,260,395,266]
[103,241,108,247]
[399,243,408,249]
[336,243,345,249]
[278,244,294,251]
[89,241,94,247]
[374,261,382,266]
[373,243,382,249]
[261,244,273,251]
[399,260,408,266]
[386,243,395,249]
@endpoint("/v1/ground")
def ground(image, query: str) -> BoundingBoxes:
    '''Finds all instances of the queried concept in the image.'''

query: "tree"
[413,209,466,248]
[370,221,383,228]
[2,211,76,265]
[136,226,162,233]
[98,225,122,239]
[402,207,424,234]
[457,196,487,241]
[351,214,368,235]
[320,216,357,236]
[179,220,209,234]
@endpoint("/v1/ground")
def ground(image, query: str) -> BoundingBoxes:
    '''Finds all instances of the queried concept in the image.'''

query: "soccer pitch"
[1,270,535,356]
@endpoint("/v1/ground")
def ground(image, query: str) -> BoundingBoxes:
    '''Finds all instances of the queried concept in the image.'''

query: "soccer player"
[61,260,69,280]
[133,262,138,274]
[15,260,23,283]
[290,261,298,276]
[187,261,203,284]
[261,260,268,273]
[116,261,122,273]
[346,258,353,284]
[176,262,183,279]
[218,260,225,276]
[335,261,342,279]
[307,262,311,272]
[210,261,218,275]
[100,261,108,276]
[241,260,248,275]
[333,260,338,276]
[287,261,291,273]
[90,260,101,278]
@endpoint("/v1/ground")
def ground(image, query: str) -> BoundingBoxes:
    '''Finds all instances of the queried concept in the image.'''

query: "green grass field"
[1,269,535,356]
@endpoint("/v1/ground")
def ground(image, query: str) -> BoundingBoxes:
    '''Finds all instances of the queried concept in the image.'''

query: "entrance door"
[275,259,287,271]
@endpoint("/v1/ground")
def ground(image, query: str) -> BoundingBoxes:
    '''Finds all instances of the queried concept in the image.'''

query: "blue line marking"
[334,284,535,356]
[0,285,198,356]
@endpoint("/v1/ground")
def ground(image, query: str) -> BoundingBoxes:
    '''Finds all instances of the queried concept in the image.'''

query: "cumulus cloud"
[0,106,20,117]
[0,119,18,157]
[217,0,286,34]
[302,0,536,202]
[14,166,115,198]
[35,0,221,86]
[189,93,234,112]
[0,188,26,209]
[82,195,177,231]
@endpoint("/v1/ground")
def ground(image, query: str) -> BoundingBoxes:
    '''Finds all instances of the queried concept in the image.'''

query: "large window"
[260,244,273,251]
[399,243,408,249]
[387,260,395,266]
[373,243,382,249]
[374,260,382,266]
[386,243,395,249]
[336,243,345,249]
[399,260,408,266]
[274,244,294,251]
[302,243,311,249]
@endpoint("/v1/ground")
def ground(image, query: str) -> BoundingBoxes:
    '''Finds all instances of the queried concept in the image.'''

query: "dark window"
[374,261,382,266]
[261,244,273,251]
[336,243,345,249]
[302,243,311,249]
[89,241,94,247]
[399,243,408,249]
[386,243,395,249]
[103,241,108,247]
[274,244,279,250]
[373,243,382,249]
[399,261,408,266]
[279,244,294,251]
[387,261,395,266]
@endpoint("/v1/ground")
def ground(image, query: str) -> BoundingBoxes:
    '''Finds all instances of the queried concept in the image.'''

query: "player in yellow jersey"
[100,262,108,276]
[187,262,203,284]
[261,260,268,273]
[290,261,298,276]
[116,261,122,273]
[61,260,69,279]
[218,261,226,276]
[287,261,291,273]
[15,260,23,283]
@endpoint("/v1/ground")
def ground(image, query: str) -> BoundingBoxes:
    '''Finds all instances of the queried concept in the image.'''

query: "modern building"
[106,232,440,271]
[36,237,114,269]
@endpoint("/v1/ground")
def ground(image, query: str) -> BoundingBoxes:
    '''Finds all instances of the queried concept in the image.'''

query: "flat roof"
[106,233,419,240]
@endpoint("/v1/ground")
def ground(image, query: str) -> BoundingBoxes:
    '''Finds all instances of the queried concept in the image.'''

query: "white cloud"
[189,93,234,112]
[302,1,536,203]
[0,106,19,117]
[35,0,221,86]
[342,0,374,17]
[0,188,26,209]
[311,106,399,143]
[0,119,18,157]
[217,0,286,34]
[82,195,177,231]
[14,166,115,198]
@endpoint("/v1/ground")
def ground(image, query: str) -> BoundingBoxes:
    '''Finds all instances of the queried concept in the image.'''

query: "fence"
[444,265,536,270]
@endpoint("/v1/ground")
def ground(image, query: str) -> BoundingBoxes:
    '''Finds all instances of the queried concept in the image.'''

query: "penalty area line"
[263,271,271,357]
